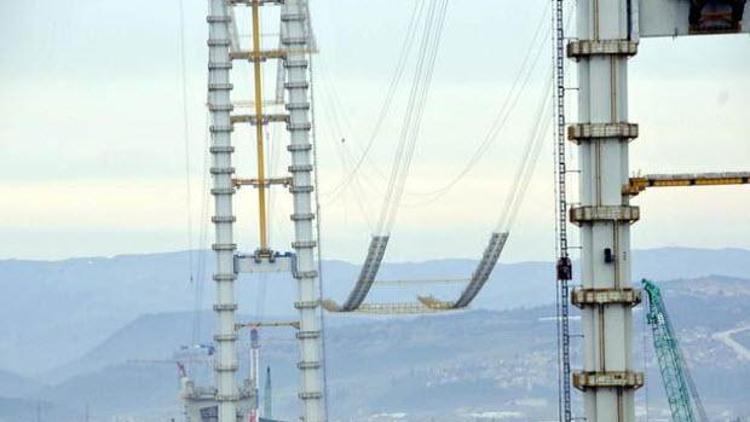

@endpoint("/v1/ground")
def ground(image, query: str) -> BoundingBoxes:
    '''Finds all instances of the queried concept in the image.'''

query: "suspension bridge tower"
[206,0,326,421]
[568,0,747,421]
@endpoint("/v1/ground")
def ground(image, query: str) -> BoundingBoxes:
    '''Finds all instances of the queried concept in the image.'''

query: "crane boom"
[625,171,750,196]
[642,279,708,422]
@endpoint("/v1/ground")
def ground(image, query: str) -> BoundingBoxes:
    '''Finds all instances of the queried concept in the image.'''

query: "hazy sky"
[1,0,749,263]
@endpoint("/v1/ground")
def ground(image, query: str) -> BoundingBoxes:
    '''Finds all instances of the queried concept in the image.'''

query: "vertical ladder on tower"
[553,0,572,420]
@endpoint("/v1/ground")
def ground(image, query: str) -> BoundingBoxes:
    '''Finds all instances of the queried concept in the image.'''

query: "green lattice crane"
[642,279,708,422]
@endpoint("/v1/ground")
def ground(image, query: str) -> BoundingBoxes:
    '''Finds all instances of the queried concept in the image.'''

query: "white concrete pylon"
[207,0,240,420]
[282,1,327,420]
[208,0,325,420]
[570,1,643,421]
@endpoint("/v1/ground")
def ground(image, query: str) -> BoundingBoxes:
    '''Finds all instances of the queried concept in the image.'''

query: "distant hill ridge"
[6,274,749,422]
[0,247,748,374]
[0,370,40,399]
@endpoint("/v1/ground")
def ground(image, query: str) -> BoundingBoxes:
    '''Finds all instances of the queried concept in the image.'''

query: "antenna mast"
[263,366,272,419]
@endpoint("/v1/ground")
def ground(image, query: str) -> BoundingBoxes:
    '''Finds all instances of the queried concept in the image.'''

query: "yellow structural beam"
[624,172,750,196]
[251,0,269,251]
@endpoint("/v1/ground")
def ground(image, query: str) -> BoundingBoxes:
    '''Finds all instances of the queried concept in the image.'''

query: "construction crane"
[642,279,708,422]
[127,359,189,378]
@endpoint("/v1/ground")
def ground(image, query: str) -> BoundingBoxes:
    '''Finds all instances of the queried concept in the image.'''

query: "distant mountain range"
[1,275,749,421]
[0,370,40,399]
[0,247,749,420]
[1,246,748,375]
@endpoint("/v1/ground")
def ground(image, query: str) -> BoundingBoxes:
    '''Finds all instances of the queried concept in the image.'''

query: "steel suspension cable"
[377,0,440,231]
[417,71,554,312]
[405,5,552,204]
[496,73,554,232]
[378,0,449,234]
[317,80,377,229]
[323,0,427,199]
[178,0,195,282]
[322,0,449,313]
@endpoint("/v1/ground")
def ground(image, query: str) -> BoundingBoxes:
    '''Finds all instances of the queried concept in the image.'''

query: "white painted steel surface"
[234,254,293,273]
[209,0,325,420]
[573,0,639,420]
[282,1,326,420]
[207,0,240,420]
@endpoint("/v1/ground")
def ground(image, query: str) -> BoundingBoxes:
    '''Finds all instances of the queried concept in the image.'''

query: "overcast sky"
[1,0,749,263]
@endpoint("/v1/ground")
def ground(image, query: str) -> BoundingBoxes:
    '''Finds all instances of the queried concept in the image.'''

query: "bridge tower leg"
[282,1,326,420]
[206,0,326,420]
[207,0,240,420]
[569,0,644,421]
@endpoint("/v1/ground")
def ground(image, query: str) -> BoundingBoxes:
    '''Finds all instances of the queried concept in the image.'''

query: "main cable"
[496,72,553,232]
[377,0,439,230]
[405,4,552,204]
[377,0,450,234]
[323,0,427,200]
